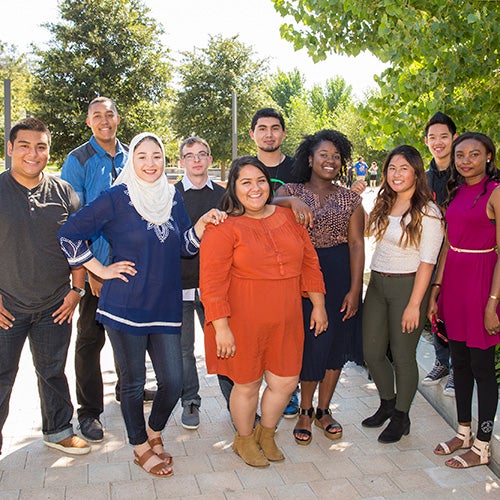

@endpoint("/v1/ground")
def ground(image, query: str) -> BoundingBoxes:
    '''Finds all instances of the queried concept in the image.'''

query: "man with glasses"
[175,136,226,429]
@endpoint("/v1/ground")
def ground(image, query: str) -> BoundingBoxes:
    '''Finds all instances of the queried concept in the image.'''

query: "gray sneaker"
[422,360,449,386]
[181,403,200,430]
[443,369,455,397]
[78,417,104,442]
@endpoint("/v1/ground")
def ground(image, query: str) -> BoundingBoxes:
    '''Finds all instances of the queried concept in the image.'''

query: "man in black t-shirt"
[250,108,296,192]
[248,108,301,418]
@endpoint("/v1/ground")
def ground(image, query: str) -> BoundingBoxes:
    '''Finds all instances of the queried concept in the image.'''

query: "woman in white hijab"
[59,132,225,477]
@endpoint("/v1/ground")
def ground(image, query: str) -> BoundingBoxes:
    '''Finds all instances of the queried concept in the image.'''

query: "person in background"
[0,118,90,456]
[362,145,443,443]
[428,132,499,469]
[368,162,378,191]
[421,112,458,396]
[175,136,225,430]
[59,132,225,477]
[200,157,327,467]
[277,130,364,446]
[354,156,368,182]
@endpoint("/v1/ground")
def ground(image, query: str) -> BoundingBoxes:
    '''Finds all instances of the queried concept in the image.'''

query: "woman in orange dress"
[200,156,327,468]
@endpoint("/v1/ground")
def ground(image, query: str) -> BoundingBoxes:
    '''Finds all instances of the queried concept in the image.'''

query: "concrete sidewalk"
[0,327,498,499]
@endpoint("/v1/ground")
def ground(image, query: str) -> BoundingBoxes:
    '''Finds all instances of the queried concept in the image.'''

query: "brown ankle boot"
[232,431,269,467]
[254,422,285,462]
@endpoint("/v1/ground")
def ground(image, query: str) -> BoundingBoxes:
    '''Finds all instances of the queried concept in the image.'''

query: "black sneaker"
[115,388,156,403]
[143,388,156,402]
[421,360,449,386]
[78,417,104,442]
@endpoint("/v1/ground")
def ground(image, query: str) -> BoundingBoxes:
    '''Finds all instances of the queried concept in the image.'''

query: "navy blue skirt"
[300,244,364,381]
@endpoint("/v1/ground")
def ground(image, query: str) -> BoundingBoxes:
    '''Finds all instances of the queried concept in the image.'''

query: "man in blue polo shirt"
[61,97,139,442]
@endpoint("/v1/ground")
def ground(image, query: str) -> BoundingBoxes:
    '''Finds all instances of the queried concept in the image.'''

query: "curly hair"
[367,145,437,248]
[447,132,499,208]
[219,156,274,216]
[291,129,352,182]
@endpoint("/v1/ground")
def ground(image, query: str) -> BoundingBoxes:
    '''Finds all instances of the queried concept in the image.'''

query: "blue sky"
[3,0,386,98]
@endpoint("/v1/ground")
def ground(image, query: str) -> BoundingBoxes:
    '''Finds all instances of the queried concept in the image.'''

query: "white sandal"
[446,438,491,469]
[434,424,473,455]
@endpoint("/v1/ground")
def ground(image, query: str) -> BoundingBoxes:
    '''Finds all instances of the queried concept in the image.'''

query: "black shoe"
[143,388,156,402]
[78,417,104,442]
[362,398,396,428]
[378,409,410,443]
[115,389,156,403]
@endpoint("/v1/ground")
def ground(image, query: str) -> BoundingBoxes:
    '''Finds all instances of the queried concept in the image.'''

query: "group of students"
[0,104,498,477]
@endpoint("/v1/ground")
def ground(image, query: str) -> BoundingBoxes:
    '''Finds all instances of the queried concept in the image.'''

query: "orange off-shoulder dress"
[200,206,325,384]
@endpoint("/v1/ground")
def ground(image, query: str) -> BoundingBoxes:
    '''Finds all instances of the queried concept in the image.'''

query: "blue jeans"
[106,328,182,445]
[180,292,202,407]
[0,302,74,453]
[434,331,452,369]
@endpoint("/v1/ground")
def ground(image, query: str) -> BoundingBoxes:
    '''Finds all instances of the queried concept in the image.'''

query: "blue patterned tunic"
[59,184,200,335]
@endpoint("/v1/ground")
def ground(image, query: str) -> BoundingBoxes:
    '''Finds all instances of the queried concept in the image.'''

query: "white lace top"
[370,202,443,273]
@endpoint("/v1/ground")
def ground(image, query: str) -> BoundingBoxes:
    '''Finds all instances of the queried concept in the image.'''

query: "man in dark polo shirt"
[0,118,90,455]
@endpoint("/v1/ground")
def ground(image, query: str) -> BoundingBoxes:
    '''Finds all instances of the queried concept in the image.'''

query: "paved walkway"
[0,328,498,499]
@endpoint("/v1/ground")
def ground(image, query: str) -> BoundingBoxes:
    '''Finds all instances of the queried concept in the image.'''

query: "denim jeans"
[106,327,182,445]
[0,302,74,453]
[180,291,203,407]
[433,331,452,369]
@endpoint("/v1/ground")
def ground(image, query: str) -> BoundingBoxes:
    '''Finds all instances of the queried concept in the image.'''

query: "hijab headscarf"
[114,132,175,225]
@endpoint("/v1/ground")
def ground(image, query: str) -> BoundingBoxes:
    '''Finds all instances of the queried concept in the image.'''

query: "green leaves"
[272,0,500,149]
[30,0,172,162]
[171,35,269,162]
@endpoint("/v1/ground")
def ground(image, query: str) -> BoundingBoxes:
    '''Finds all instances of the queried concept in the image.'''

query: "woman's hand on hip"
[101,261,137,282]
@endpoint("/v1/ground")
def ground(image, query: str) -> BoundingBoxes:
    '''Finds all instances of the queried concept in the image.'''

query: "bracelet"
[431,283,442,288]
[489,295,500,301]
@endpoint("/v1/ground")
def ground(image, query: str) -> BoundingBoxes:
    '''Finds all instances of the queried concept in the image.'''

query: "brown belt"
[373,271,417,278]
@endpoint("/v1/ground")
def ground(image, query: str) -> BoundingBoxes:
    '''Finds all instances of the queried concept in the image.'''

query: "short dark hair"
[88,96,118,114]
[220,156,274,215]
[425,112,457,136]
[292,129,352,182]
[9,117,51,145]
[250,108,285,131]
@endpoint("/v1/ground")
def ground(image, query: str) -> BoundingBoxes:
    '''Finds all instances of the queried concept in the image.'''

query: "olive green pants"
[362,272,430,412]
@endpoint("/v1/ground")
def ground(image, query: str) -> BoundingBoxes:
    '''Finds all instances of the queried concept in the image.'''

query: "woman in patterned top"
[277,130,365,445]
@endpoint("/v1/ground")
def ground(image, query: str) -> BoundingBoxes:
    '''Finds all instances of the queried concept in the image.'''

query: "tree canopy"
[31,0,172,162]
[171,35,269,163]
[273,0,500,148]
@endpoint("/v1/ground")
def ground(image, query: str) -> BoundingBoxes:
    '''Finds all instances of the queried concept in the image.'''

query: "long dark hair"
[367,145,437,248]
[219,156,274,216]
[292,129,352,182]
[447,132,499,207]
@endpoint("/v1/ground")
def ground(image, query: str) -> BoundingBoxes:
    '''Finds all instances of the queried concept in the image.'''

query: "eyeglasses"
[182,152,210,161]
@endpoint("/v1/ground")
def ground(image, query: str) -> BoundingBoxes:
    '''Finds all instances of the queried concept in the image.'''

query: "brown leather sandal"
[148,436,173,465]
[134,448,173,477]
